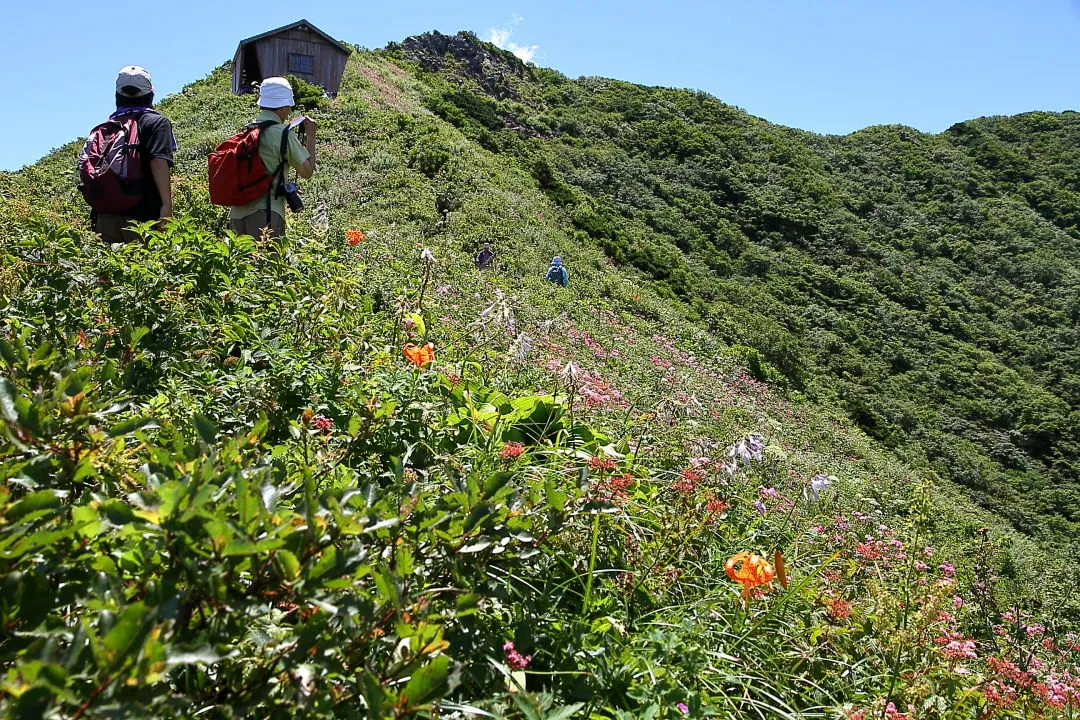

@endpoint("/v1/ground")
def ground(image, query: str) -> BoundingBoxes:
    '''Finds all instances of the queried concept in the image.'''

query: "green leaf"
[92,554,119,576]
[71,458,97,484]
[7,490,61,522]
[100,358,118,383]
[545,480,567,512]
[29,342,55,368]
[72,505,101,538]
[129,326,150,348]
[545,704,586,720]
[405,312,427,338]
[102,602,149,665]
[401,655,450,710]
[482,472,514,499]
[307,545,339,582]
[0,378,18,423]
[359,670,394,718]
[101,500,135,525]
[458,539,493,554]
[463,501,492,533]
[108,415,158,438]
[193,413,218,445]
[221,540,257,556]
[395,545,415,576]
[275,550,301,582]
[455,593,480,617]
[0,338,17,366]
[372,567,402,607]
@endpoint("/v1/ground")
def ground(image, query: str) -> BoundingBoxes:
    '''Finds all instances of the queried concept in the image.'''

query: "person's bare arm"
[296,118,317,179]
[150,158,172,220]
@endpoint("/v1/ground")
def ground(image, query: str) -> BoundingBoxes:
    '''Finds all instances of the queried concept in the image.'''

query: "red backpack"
[207,121,285,206]
[78,115,146,213]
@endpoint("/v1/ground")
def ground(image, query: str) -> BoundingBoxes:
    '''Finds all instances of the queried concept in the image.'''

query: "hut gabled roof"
[235,19,351,56]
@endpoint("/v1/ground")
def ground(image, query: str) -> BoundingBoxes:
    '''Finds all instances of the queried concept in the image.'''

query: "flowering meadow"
[1,47,1078,719]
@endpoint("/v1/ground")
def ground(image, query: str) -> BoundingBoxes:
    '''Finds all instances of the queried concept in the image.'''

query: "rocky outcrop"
[395,31,527,100]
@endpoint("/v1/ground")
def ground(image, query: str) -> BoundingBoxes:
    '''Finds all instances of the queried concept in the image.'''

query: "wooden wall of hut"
[233,25,349,95]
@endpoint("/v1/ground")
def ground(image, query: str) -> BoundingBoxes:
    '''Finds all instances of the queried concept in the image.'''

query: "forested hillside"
[395,32,1080,539]
[1,30,1078,719]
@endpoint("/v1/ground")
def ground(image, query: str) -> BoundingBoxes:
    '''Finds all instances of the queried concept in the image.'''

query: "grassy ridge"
[395,33,1080,540]
[1,46,1078,718]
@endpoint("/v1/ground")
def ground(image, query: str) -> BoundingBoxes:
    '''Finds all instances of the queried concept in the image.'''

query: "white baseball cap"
[116,66,154,97]
[258,77,295,109]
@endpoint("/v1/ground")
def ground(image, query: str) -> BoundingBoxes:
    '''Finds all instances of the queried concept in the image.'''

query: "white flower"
[806,474,834,502]
[560,361,580,385]
[727,432,765,467]
[509,332,533,364]
[420,248,436,264]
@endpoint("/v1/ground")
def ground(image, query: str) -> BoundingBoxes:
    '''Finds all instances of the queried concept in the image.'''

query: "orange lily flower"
[347,230,366,246]
[403,342,434,368]
[726,551,775,602]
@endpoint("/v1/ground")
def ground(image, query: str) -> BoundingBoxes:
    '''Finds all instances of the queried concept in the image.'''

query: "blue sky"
[3,0,1079,170]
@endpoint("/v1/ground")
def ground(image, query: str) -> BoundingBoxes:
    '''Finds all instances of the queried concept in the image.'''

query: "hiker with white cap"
[78,66,177,242]
[224,77,317,240]
[545,256,569,287]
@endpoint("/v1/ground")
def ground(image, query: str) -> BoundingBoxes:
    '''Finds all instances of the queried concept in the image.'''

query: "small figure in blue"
[474,242,495,269]
[545,256,569,287]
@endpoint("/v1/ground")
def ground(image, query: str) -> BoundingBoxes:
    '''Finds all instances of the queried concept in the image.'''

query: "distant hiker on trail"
[215,77,316,240]
[475,242,495,269]
[545,256,569,287]
[78,66,176,243]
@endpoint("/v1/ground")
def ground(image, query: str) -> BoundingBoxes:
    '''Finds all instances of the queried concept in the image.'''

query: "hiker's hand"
[303,117,318,134]
[156,202,172,230]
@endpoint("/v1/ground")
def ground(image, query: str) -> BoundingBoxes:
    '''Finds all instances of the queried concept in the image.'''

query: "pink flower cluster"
[543,358,626,408]
[500,441,525,460]
[984,655,1080,710]
[592,474,635,506]
[934,632,978,660]
[848,701,911,720]
[588,456,617,473]
[569,327,618,360]
[824,594,853,621]
[704,496,728,519]
[671,468,703,495]
[503,641,531,670]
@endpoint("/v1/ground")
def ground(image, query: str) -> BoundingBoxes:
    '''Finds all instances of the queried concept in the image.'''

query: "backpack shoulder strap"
[278,125,290,159]
[265,126,291,218]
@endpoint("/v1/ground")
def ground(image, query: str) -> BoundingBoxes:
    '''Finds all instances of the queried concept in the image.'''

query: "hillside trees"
[405,38,1080,539]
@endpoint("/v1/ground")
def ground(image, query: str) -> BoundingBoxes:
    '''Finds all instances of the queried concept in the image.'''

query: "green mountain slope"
[393,32,1080,538]
[2,32,1079,719]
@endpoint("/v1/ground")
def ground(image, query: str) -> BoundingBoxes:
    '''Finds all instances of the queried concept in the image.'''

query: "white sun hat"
[258,77,295,109]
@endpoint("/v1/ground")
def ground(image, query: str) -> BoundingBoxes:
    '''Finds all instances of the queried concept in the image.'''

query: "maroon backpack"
[78,115,146,213]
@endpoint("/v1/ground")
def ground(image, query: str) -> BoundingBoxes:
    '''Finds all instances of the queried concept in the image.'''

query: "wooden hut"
[232,19,350,96]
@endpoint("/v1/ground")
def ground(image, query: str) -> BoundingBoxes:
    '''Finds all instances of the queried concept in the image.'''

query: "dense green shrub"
[287,74,330,111]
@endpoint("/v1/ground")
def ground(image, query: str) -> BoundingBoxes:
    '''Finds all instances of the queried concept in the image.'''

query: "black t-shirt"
[126,110,176,221]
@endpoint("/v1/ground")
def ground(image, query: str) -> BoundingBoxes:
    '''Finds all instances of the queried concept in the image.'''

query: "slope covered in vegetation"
[1,33,1078,719]
[397,33,1080,539]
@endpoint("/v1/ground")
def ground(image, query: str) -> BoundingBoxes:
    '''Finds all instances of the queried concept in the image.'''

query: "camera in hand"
[281,182,304,213]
